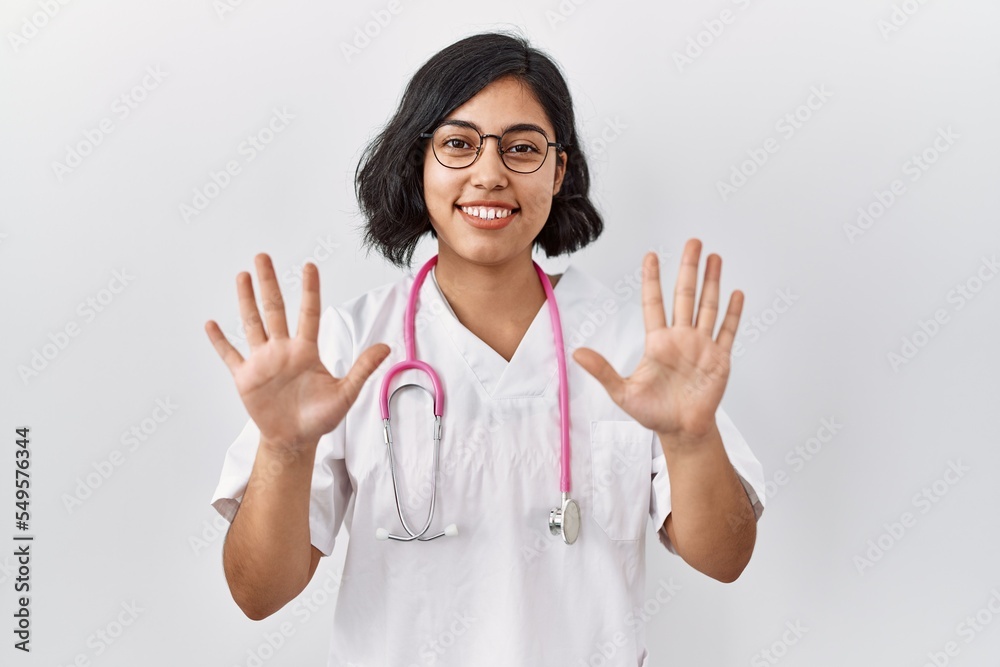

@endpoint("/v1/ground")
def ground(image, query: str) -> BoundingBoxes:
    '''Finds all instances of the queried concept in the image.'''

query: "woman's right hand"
[205,253,390,453]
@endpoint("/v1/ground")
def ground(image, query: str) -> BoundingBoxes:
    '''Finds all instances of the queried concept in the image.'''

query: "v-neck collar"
[421,263,579,399]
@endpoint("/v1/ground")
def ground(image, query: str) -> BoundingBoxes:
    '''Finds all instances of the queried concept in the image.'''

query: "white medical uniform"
[211,261,766,667]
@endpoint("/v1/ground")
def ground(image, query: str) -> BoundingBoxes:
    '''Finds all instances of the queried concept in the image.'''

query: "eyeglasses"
[419,121,567,174]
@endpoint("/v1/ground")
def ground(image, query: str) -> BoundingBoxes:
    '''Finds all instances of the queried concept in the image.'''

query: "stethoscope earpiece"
[376,523,457,542]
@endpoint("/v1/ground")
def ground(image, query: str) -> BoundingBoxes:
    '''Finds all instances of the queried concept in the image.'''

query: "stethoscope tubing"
[376,254,572,542]
[532,260,571,494]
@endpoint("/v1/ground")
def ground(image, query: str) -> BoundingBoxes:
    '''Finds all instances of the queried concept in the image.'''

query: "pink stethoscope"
[374,254,580,544]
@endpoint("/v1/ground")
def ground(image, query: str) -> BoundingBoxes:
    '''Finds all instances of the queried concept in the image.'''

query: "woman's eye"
[506,144,538,154]
[444,138,472,149]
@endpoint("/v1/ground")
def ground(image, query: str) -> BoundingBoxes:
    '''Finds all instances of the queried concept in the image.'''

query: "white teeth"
[461,206,513,220]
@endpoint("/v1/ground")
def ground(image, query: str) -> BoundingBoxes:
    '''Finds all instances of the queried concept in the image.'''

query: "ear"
[552,151,568,196]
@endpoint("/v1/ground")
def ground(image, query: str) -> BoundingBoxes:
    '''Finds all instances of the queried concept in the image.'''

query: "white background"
[2,0,999,665]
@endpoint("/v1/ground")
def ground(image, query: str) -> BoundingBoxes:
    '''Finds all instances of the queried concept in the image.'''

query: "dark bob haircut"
[354,30,603,269]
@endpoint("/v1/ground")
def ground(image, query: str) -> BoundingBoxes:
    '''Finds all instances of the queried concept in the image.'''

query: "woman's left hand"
[572,238,744,442]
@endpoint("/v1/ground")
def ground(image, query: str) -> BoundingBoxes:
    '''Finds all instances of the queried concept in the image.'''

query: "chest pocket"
[590,420,653,541]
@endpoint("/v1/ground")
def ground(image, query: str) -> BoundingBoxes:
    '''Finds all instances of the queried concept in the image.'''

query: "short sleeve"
[209,305,356,557]
[649,406,766,555]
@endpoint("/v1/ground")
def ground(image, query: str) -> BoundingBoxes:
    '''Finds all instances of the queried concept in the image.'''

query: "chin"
[432,233,521,266]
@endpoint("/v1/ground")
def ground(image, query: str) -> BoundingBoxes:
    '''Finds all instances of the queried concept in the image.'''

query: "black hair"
[354,29,603,269]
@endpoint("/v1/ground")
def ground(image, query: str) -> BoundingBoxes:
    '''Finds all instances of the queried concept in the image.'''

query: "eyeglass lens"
[430,123,550,172]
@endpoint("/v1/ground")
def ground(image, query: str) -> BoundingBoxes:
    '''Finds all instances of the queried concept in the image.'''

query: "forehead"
[443,77,555,137]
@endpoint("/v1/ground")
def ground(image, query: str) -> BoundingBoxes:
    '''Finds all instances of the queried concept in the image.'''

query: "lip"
[455,204,517,230]
[457,200,519,208]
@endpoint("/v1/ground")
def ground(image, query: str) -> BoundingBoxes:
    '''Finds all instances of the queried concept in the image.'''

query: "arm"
[206,256,388,619]
[571,241,755,579]
[659,423,756,583]
[222,436,324,620]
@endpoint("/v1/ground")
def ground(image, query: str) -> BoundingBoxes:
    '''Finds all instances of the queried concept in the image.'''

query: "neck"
[431,246,559,358]
[435,246,540,294]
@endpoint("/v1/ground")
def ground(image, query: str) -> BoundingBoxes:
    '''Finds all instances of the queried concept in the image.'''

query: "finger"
[572,347,626,406]
[237,271,267,349]
[695,254,721,335]
[715,290,744,353]
[672,238,702,327]
[296,263,321,343]
[339,343,392,403]
[255,253,289,339]
[642,252,667,333]
[205,320,245,374]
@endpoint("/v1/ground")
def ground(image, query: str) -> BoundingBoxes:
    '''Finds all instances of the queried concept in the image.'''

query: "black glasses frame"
[419,122,568,174]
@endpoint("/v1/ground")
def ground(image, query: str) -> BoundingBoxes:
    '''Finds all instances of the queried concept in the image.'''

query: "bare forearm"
[659,423,756,582]
[223,437,317,619]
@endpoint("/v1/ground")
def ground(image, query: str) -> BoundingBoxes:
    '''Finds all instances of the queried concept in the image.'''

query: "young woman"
[206,30,764,666]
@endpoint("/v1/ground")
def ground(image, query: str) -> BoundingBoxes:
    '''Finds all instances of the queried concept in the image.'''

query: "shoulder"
[317,272,413,366]
[560,264,645,369]
[334,275,408,332]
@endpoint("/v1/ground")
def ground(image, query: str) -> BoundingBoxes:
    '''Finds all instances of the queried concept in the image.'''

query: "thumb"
[341,343,392,402]
[572,347,626,406]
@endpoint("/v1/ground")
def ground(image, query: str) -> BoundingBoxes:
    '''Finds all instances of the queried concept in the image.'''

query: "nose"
[467,135,509,188]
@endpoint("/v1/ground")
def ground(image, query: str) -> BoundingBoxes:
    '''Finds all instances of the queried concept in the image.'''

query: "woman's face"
[422,76,567,269]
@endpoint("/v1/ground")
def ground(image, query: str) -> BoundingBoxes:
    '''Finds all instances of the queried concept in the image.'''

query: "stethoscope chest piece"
[549,493,580,545]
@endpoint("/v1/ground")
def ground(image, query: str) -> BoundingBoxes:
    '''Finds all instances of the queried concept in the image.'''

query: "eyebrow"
[440,119,550,138]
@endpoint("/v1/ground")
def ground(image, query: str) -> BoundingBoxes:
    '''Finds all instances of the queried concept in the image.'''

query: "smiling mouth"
[454,204,520,220]
[455,205,519,229]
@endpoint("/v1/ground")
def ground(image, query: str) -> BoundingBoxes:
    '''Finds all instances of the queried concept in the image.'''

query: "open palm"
[573,239,744,439]
[205,254,390,451]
